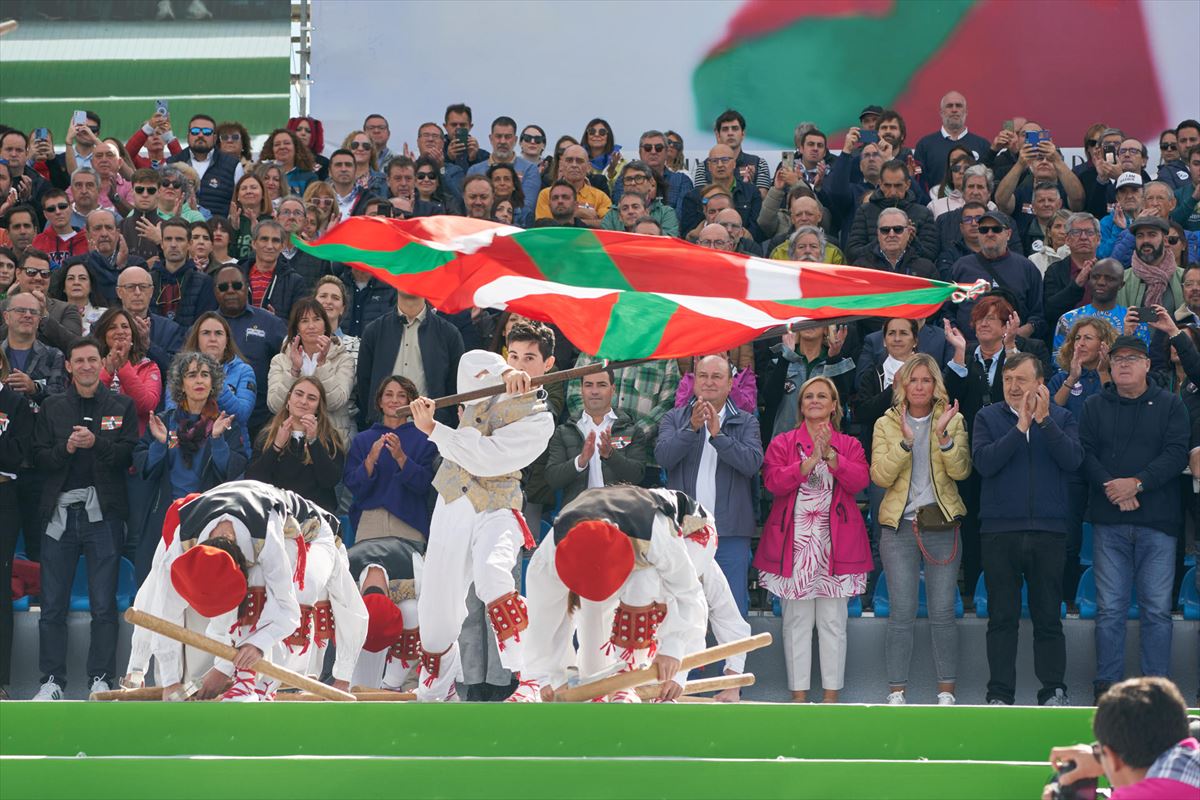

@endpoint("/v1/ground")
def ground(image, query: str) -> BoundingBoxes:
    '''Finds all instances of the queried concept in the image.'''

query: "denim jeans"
[38,506,122,685]
[1092,524,1175,686]
[880,519,961,686]
[981,531,1066,704]
[715,536,752,618]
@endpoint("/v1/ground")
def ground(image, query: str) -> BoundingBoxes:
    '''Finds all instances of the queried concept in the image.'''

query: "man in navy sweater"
[971,353,1082,707]
[1078,335,1188,703]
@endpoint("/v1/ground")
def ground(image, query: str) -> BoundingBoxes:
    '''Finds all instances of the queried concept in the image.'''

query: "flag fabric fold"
[297,217,981,361]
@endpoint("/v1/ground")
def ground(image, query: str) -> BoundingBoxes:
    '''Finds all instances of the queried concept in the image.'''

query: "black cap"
[978,209,1013,229]
[1128,216,1169,234]
[859,105,883,121]
[1109,335,1148,356]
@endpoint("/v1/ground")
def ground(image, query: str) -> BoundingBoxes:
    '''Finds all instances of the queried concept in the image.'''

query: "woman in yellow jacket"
[870,354,971,706]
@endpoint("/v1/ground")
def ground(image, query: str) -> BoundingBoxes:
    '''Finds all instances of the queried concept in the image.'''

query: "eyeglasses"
[1160,141,1178,151]
[978,225,1005,234]
[43,202,70,213]
[133,185,158,195]
[415,171,437,181]
[309,197,333,207]
[1110,354,1146,365]
[1167,235,1181,244]
[1117,147,1142,156]
[1085,139,1099,148]
[22,267,50,278]
[364,124,388,133]
[624,174,649,185]
[520,134,545,144]
[119,282,153,292]
[219,133,242,142]
[217,281,245,292]
[189,127,215,136]
[961,215,983,224]
[349,141,372,150]
[667,140,683,150]
[698,239,731,248]
[160,179,183,189]
[6,306,40,316]
[277,207,304,218]
[587,127,608,137]
[708,156,734,165]
[641,143,665,153]
[1067,229,1097,238]
[878,225,906,234]
[83,125,100,134]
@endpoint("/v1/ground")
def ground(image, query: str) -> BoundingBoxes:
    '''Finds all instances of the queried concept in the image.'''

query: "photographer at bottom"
[1044,677,1199,800]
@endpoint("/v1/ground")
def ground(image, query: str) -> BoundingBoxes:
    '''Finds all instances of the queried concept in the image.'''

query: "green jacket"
[544,409,647,507]
[599,198,680,237]
[1115,265,1184,311]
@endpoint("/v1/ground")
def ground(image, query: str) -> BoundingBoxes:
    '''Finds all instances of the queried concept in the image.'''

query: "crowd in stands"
[0,94,1197,706]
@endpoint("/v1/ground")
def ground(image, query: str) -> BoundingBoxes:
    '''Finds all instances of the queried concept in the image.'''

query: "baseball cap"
[1109,335,1148,356]
[1115,172,1143,190]
[859,105,884,121]
[978,210,1013,229]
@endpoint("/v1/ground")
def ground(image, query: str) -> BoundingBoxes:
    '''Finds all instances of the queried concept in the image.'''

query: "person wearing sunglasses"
[580,117,624,188]
[1155,119,1200,193]
[2,249,83,353]
[858,208,938,289]
[518,124,546,166]
[31,189,89,270]
[466,116,540,222]
[339,130,387,200]
[612,130,694,221]
[166,113,244,217]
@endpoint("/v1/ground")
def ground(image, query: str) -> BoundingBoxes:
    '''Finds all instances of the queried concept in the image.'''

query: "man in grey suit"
[0,249,82,353]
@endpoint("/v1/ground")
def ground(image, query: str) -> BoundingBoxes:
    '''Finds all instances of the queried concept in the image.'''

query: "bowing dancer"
[346,536,426,691]
[409,351,555,702]
[129,480,357,701]
[514,485,708,703]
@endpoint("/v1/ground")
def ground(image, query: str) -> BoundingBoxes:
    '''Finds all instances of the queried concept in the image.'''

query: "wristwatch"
[1135,480,1144,494]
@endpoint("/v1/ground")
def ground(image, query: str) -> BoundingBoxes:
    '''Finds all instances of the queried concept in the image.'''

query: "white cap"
[1115,172,1143,190]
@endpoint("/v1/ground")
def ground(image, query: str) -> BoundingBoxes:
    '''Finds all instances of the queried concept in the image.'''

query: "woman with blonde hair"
[247,376,345,513]
[871,353,970,705]
[340,129,387,198]
[1048,315,1117,418]
[303,181,336,234]
[753,375,871,703]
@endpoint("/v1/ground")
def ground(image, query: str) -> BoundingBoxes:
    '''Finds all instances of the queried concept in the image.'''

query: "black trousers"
[0,481,19,686]
[981,531,1067,704]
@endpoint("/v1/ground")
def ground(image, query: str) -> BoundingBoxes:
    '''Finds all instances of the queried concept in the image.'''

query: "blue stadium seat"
[520,553,531,596]
[771,595,782,617]
[539,518,552,544]
[69,557,137,612]
[847,594,862,618]
[338,514,355,548]
[1180,567,1199,621]
[1079,523,1093,566]
[13,596,30,612]
[1076,567,1138,620]
[874,572,962,618]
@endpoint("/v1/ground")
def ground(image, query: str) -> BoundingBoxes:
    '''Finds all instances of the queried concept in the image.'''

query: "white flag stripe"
[743,256,805,300]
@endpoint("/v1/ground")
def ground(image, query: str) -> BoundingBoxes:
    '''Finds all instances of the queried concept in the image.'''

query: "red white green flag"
[297,217,981,360]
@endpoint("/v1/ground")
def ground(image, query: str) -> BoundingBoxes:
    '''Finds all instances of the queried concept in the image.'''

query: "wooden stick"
[123,608,356,702]
[634,672,755,700]
[90,686,169,702]
[277,690,414,702]
[554,633,771,702]
[675,696,716,703]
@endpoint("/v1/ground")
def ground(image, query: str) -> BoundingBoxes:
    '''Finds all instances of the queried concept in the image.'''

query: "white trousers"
[416,496,525,700]
[780,597,849,692]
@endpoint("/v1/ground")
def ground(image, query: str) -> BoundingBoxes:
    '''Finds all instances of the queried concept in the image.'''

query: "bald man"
[115,265,183,379]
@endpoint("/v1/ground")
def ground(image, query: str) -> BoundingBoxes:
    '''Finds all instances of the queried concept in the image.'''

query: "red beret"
[362,592,405,652]
[162,492,202,547]
[170,544,247,618]
[555,520,634,602]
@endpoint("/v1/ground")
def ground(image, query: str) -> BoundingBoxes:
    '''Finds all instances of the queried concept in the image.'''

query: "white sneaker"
[186,0,212,19]
[155,0,175,20]
[505,678,543,703]
[988,699,1007,705]
[220,670,260,702]
[608,689,642,704]
[937,692,957,705]
[89,676,111,695]
[885,691,906,705]
[1042,689,1070,707]
[33,679,63,701]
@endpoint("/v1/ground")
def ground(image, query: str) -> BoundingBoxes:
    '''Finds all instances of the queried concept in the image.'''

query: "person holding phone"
[125,107,181,170]
[870,354,970,705]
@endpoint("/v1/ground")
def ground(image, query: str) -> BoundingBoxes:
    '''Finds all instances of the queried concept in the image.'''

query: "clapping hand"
[577,430,597,468]
[383,431,406,465]
[148,413,168,445]
[934,399,960,442]
[598,427,614,458]
[210,411,234,438]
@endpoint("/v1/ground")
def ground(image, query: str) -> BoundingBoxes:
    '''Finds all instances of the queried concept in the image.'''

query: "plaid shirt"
[566,354,680,460]
[1144,738,1200,789]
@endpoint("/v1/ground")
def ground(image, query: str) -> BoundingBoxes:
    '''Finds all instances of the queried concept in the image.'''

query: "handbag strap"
[913,519,959,566]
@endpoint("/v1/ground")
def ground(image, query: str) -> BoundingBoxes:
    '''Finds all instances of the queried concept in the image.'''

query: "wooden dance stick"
[90,686,170,702]
[554,633,772,702]
[634,672,755,701]
[277,690,415,702]
[123,608,356,702]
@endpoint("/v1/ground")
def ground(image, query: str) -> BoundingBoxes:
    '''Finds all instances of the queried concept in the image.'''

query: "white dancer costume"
[133,481,342,701]
[516,485,707,702]
[415,351,554,701]
[346,536,425,690]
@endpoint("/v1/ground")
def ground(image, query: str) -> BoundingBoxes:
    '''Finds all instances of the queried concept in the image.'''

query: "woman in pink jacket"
[93,307,162,435]
[753,375,871,703]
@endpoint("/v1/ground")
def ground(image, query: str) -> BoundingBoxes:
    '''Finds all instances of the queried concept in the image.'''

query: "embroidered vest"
[347,536,425,605]
[431,392,546,513]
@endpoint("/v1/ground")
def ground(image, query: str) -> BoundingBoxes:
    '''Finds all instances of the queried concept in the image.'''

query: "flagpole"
[395,315,868,413]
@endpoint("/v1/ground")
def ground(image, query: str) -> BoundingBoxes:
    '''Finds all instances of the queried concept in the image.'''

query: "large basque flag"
[297,217,981,361]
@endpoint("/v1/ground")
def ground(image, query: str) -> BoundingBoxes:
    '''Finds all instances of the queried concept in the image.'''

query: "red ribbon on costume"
[511,510,535,550]
[685,525,715,549]
[292,534,308,591]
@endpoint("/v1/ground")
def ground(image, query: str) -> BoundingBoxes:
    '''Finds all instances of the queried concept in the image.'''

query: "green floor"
[0,703,1096,799]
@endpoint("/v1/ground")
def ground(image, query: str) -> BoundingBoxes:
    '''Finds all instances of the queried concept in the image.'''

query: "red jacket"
[125,127,183,169]
[752,424,872,578]
[101,357,163,435]
[32,229,89,269]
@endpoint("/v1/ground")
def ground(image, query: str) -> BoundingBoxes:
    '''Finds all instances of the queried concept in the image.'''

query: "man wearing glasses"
[120,168,166,262]
[115,265,183,381]
[1044,212,1103,332]
[167,113,243,217]
[466,117,540,221]
[0,249,81,353]
[947,210,1046,342]
[679,144,762,240]
[1083,138,1153,220]
[1078,336,1187,703]
[612,130,694,220]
